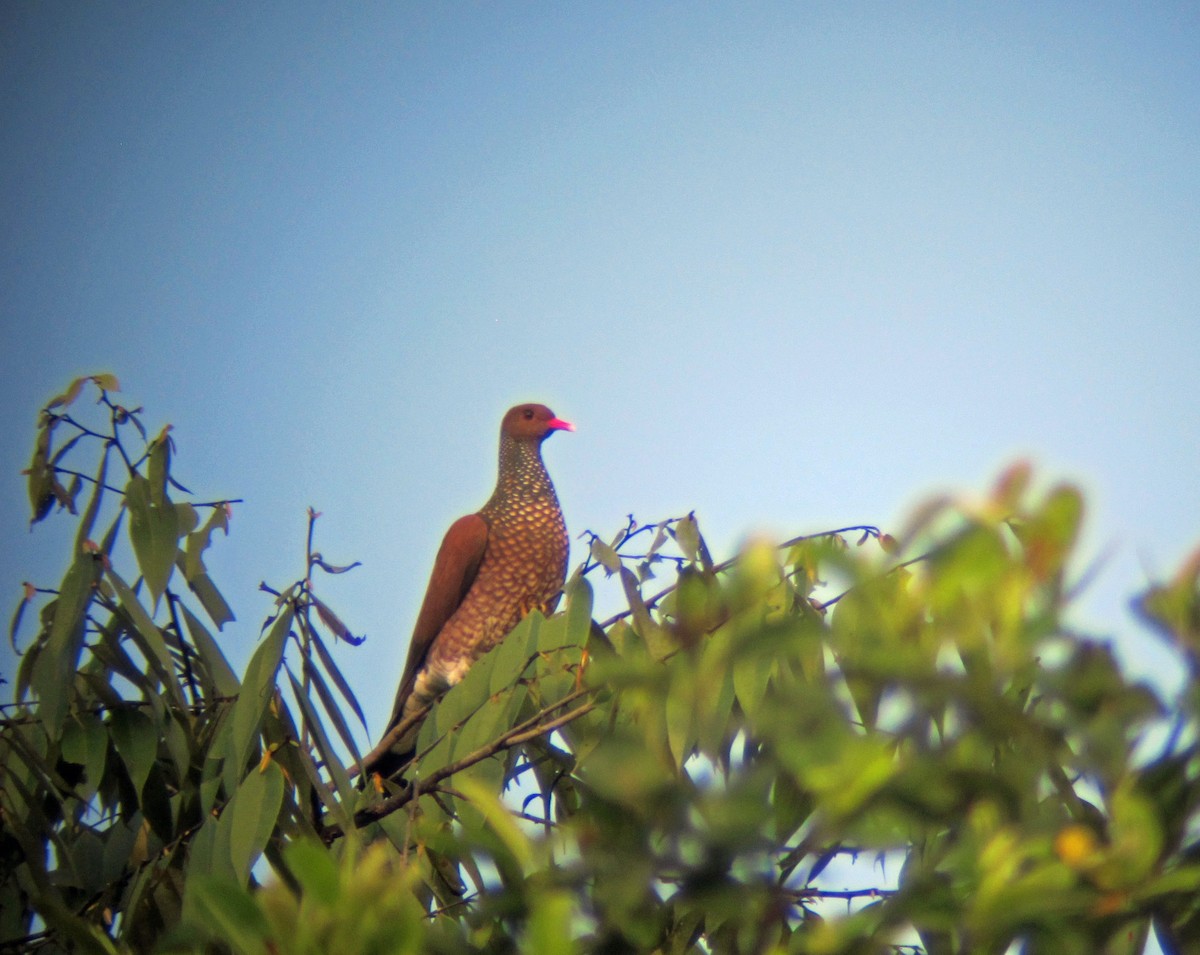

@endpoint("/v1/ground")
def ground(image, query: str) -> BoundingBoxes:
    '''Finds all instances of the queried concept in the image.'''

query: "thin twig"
[49,467,126,494]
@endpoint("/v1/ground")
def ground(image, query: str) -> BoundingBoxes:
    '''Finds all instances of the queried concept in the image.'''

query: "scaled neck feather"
[486,435,557,509]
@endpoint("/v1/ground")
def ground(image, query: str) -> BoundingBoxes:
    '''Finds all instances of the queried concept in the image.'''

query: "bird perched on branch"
[364,403,573,779]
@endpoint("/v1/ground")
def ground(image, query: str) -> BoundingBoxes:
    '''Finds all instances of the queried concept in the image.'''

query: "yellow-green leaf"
[33,551,101,736]
[126,474,181,606]
[224,761,285,884]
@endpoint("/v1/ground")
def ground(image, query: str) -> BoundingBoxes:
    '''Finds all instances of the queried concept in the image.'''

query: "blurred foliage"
[3,376,1200,955]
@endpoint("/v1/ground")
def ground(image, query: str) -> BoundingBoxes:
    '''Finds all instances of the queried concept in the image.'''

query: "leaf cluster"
[4,380,1200,955]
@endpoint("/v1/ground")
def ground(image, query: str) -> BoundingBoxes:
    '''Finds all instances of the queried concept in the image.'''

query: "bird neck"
[486,436,557,510]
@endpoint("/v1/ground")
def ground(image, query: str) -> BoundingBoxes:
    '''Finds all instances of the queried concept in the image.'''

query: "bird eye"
[523,409,534,420]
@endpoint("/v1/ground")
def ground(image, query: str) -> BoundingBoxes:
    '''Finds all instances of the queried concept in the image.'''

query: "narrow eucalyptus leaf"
[126,474,180,606]
[225,605,291,785]
[307,623,368,730]
[187,873,269,948]
[285,666,355,805]
[180,603,239,696]
[564,577,594,650]
[110,708,157,798]
[32,551,102,737]
[105,569,187,711]
[664,657,696,768]
[9,583,34,652]
[27,423,55,525]
[175,558,235,630]
[225,761,286,885]
[300,651,364,765]
[73,443,110,555]
[489,613,540,696]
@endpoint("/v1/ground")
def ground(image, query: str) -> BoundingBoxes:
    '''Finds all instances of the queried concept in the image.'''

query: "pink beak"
[547,417,575,433]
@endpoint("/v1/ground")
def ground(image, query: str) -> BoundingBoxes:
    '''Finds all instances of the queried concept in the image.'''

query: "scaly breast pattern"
[423,493,567,694]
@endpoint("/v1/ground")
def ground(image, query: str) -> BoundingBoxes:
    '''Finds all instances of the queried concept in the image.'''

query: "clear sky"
[2,3,1197,759]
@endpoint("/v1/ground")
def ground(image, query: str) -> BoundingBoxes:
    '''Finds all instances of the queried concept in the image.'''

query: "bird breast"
[424,498,567,686]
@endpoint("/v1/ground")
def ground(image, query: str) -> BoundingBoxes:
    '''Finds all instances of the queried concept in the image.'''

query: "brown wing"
[385,513,489,728]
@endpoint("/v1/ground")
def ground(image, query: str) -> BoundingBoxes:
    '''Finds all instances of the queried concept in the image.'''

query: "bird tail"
[360,676,429,781]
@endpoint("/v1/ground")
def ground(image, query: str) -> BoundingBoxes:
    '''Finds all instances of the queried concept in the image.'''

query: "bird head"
[502,404,575,442]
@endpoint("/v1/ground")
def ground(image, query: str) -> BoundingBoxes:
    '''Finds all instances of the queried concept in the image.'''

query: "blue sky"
[2,2,1198,756]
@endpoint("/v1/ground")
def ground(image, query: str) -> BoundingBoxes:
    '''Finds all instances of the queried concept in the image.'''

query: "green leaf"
[285,665,355,810]
[225,605,292,791]
[26,420,56,525]
[126,473,181,607]
[60,713,108,801]
[99,506,125,557]
[565,576,594,646]
[110,708,158,798]
[223,760,285,884]
[772,773,814,843]
[527,889,578,955]
[429,639,499,759]
[15,631,42,703]
[311,593,363,645]
[71,829,105,894]
[844,672,882,730]
[105,569,187,711]
[185,569,236,630]
[306,622,368,731]
[142,762,177,843]
[486,679,530,760]
[282,838,341,907]
[423,653,493,780]
[91,372,120,392]
[175,501,199,536]
[147,429,171,495]
[489,612,540,696]
[1108,783,1164,884]
[580,734,673,806]
[535,612,569,655]
[180,506,236,628]
[180,603,240,696]
[620,566,672,659]
[162,709,191,782]
[299,647,363,766]
[88,618,157,694]
[10,581,34,654]
[73,443,110,555]
[674,514,701,563]
[590,538,622,576]
[414,707,453,776]
[1134,549,1200,661]
[731,647,773,725]
[696,633,738,758]
[127,433,182,592]
[186,817,229,889]
[32,551,101,737]
[664,655,695,768]
[46,375,88,409]
[529,652,578,712]
[458,777,535,873]
[1029,483,1084,579]
[189,874,271,949]
[200,717,232,818]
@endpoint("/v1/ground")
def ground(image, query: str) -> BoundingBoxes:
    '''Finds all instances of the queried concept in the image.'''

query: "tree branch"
[356,703,433,778]
[330,689,596,839]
